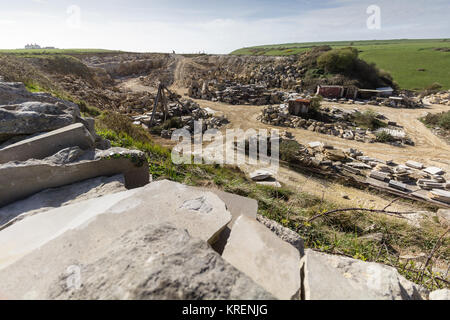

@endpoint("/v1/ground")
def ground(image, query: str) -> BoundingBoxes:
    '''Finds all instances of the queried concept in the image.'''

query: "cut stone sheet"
[0,175,126,228]
[424,167,445,175]
[301,249,427,300]
[222,215,301,300]
[0,123,95,164]
[0,180,231,271]
[405,160,424,170]
[0,147,149,207]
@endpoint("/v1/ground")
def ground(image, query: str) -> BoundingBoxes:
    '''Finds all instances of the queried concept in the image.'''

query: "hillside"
[0,51,449,298]
[231,39,450,90]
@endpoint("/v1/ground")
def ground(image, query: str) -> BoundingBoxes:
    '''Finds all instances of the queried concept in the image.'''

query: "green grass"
[231,39,450,90]
[94,111,448,290]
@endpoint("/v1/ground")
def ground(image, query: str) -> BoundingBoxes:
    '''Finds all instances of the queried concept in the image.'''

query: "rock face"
[222,215,301,300]
[0,101,80,142]
[301,250,428,300]
[0,221,273,300]
[0,147,149,207]
[0,81,69,105]
[0,123,95,164]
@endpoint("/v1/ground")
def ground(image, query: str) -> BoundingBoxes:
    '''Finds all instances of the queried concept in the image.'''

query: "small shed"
[288,99,311,116]
[316,85,344,99]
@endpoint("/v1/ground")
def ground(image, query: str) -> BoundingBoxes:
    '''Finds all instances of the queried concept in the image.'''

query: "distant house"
[24,43,41,49]
[288,99,310,116]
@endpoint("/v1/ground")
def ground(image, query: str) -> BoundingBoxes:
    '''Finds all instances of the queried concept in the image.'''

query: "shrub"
[279,140,303,163]
[354,109,387,130]
[375,131,396,143]
[422,111,450,130]
[317,47,359,73]
[149,117,184,135]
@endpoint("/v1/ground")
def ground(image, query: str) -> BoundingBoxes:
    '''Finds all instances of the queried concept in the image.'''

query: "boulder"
[0,174,126,227]
[301,249,428,300]
[249,169,275,181]
[0,221,273,300]
[0,81,68,105]
[256,215,304,255]
[429,289,450,300]
[222,215,301,300]
[0,180,232,270]
[0,101,80,142]
[0,123,95,164]
[196,188,258,254]
[0,147,149,207]
[436,209,450,226]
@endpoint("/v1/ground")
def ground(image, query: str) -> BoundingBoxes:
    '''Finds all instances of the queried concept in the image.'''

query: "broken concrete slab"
[222,215,301,300]
[0,147,149,207]
[0,123,95,164]
[0,221,274,300]
[429,289,450,300]
[301,249,428,300]
[0,174,126,228]
[0,180,232,270]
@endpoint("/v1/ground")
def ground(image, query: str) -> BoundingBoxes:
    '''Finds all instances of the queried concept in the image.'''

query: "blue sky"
[0,0,449,53]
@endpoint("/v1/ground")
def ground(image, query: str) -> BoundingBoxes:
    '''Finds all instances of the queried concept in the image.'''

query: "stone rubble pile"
[0,80,447,300]
[425,90,450,106]
[259,105,414,146]
[323,95,424,108]
[188,80,289,105]
[243,133,449,206]
[130,98,229,138]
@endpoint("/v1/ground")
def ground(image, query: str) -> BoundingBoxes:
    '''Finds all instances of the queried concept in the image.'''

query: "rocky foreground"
[0,80,448,300]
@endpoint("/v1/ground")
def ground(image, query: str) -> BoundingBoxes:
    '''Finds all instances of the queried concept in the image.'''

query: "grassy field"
[231,39,450,90]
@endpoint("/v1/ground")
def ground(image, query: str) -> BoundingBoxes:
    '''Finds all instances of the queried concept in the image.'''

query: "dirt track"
[169,86,450,212]
[118,55,450,213]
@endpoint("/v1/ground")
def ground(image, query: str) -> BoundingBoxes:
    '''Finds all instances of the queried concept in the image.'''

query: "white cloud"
[0,0,448,53]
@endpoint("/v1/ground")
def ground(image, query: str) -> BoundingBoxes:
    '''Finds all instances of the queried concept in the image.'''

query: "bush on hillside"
[354,109,387,130]
[317,47,359,73]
